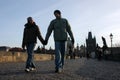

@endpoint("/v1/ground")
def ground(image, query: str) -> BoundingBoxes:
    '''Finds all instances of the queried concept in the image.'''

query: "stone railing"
[0,51,54,63]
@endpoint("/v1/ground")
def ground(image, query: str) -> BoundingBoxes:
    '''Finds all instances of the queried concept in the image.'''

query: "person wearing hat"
[44,10,75,73]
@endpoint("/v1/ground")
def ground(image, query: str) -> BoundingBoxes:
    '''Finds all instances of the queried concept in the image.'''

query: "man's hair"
[27,17,32,20]
[54,10,61,15]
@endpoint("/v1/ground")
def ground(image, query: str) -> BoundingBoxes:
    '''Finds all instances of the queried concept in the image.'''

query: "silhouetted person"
[67,37,74,59]
[69,45,73,59]
[22,17,44,72]
[86,52,90,59]
[44,10,75,73]
[96,44,102,60]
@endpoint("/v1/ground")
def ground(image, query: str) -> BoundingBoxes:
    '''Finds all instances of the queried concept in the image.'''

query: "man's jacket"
[45,18,74,41]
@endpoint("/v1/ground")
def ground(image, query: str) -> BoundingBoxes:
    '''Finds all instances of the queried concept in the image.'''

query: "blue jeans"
[26,43,36,68]
[55,41,66,70]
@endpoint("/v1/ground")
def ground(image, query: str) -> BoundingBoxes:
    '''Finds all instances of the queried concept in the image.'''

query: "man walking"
[44,10,75,73]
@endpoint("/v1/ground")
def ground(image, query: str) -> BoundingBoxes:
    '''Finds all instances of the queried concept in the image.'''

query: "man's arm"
[45,21,54,43]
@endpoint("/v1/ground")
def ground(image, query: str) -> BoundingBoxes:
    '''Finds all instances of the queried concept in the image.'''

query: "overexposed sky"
[0,0,120,49]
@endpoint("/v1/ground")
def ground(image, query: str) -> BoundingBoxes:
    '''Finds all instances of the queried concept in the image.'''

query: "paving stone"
[0,58,120,80]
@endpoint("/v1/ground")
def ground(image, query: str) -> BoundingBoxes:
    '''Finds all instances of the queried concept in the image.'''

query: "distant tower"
[86,32,96,54]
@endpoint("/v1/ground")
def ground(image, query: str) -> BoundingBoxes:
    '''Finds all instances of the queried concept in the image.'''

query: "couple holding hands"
[22,10,75,73]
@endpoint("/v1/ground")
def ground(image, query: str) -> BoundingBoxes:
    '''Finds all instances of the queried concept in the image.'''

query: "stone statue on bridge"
[102,36,108,59]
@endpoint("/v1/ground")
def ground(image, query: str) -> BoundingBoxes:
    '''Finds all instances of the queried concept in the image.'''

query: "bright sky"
[0,0,120,49]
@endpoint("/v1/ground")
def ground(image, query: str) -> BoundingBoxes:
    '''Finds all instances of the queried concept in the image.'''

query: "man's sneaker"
[25,68,30,72]
[55,68,62,73]
[30,68,36,71]
[58,68,62,73]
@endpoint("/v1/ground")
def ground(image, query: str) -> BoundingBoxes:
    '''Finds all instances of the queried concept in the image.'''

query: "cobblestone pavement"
[0,58,120,80]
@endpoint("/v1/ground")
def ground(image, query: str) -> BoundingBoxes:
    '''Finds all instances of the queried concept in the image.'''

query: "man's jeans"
[55,41,66,70]
[26,43,36,68]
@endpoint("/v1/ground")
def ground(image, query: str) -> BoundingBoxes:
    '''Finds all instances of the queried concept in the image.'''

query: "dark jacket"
[22,22,44,46]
